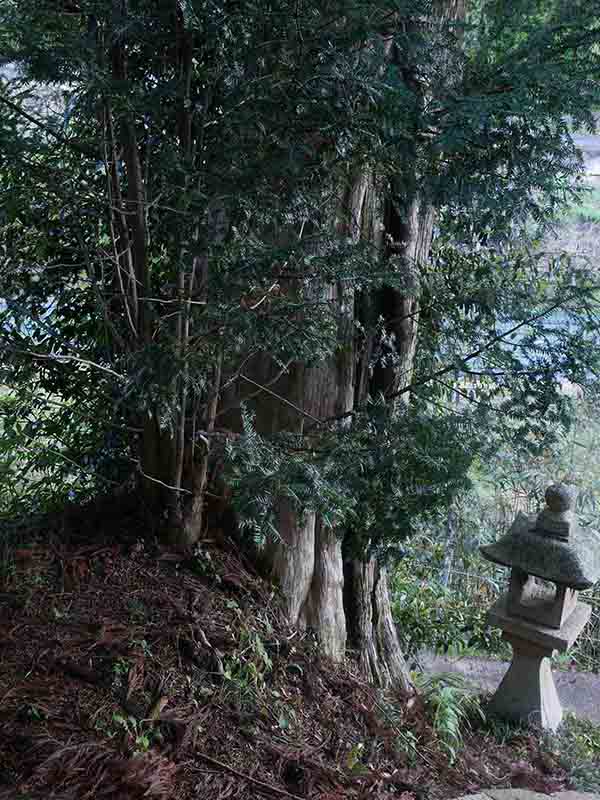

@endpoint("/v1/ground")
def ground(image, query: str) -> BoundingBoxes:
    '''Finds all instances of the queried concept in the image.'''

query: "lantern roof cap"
[480,483,600,589]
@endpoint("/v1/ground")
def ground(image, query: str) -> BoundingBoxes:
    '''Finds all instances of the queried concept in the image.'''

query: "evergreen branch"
[462,369,550,377]
[434,379,491,410]
[18,428,121,487]
[312,285,598,429]
[386,287,597,403]
[412,386,468,416]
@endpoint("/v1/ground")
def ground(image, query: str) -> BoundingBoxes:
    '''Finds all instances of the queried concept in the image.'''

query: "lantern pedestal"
[487,633,562,730]
[487,595,591,732]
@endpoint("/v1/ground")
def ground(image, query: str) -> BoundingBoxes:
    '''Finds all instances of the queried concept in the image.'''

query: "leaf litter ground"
[0,505,580,799]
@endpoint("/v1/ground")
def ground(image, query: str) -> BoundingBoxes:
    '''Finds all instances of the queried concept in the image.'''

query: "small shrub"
[414,671,485,763]
[392,553,506,658]
[111,658,130,692]
[111,714,154,755]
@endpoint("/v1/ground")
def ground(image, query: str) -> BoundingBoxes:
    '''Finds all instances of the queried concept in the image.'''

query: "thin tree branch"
[434,378,492,409]
[380,288,596,405]
[0,92,96,158]
[217,359,294,418]
[239,374,322,424]
[18,430,120,487]
[11,348,126,380]
[311,285,598,429]
[127,458,193,495]
[194,752,304,800]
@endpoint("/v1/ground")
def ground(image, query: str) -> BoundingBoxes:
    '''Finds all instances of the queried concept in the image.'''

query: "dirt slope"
[0,513,577,799]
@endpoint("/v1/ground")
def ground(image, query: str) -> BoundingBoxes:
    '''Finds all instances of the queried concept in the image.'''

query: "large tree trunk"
[263,276,355,662]
[341,0,465,689]
[270,503,346,661]
[342,181,433,692]
[253,181,433,685]
[195,0,463,677]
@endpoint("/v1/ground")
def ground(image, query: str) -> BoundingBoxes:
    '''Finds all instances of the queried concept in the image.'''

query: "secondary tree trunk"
[270,502,346,661]
[345,558,412,691]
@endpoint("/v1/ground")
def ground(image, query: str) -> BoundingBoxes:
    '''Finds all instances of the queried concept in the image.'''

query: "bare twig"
[104,100,139,336]
[217,358,293,418]
[13,348,126,380]
[137,296,207,306]
[194,752,305,800]
[127,458,193,495]
[239,374,322,425]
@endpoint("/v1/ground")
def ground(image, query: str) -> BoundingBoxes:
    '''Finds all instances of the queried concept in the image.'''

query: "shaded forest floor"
[0,503,590,799]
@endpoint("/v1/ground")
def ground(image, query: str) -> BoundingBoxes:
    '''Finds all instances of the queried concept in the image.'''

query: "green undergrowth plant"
[221,615,274,711]
[374,692,422,766]
[391,540,507,659]
[545,714,600,792]
[189,546,222,583]
[414,671,485,763]
[111,658,131,693]
[482,715,530,747]
[95,712,157,755]
[568,588,600,673]
[0,514,48,592]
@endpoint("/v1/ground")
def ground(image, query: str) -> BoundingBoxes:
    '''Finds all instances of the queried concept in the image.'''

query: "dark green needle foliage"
[0,0,600,559]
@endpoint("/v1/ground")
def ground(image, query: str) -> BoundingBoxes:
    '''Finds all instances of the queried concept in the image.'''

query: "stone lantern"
[480,483,600,731]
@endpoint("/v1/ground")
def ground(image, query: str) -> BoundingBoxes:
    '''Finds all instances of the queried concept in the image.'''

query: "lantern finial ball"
[545,484,575,513]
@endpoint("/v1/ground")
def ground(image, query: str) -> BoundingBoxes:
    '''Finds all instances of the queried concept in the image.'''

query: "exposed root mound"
[0,513,578,799]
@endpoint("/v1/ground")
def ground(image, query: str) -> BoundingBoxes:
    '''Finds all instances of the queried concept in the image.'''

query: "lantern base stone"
[486,597,591,732]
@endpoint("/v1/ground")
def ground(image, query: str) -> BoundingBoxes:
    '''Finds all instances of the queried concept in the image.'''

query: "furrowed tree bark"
[269,506,347,661]
[341,201,434,691]
[272,498,316,629]
[345,558,411,689]
[261,278,354,661]
[307,520,347,660]
[251,160,431,679]
[264,162,372,660]
[343,0,464,689]
[343,180,429,693]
